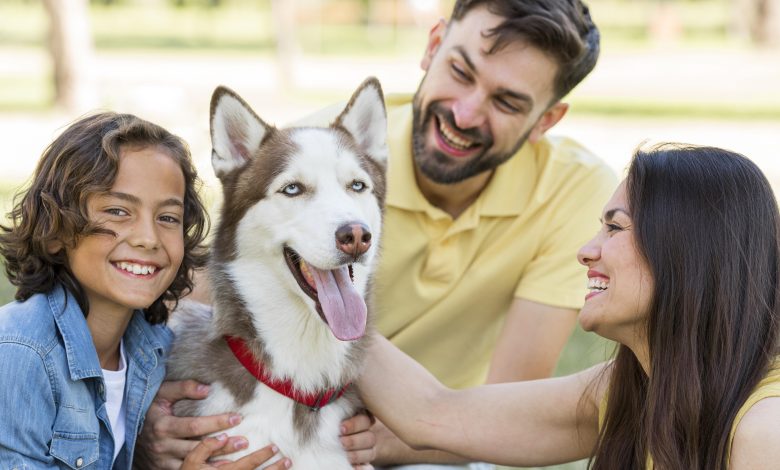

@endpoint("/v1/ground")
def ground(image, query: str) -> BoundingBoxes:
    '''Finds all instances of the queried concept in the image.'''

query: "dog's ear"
[334,77,388,164]
[210,86,272,179]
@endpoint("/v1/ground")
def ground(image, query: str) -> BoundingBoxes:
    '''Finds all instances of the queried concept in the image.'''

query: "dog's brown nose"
[336,223,372,258]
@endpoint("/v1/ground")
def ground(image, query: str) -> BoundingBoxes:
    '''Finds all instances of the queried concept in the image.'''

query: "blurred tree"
[42,0,97,112]
[733,0,780,45]
[272,0,297,90]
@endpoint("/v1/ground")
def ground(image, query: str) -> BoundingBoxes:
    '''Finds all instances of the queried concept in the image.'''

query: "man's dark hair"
[451,0,600,101]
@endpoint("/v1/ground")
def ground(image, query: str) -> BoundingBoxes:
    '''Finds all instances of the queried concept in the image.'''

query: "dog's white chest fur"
[200,382,355,469]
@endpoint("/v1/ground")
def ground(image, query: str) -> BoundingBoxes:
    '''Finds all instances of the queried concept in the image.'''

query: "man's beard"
[411,94,531,185]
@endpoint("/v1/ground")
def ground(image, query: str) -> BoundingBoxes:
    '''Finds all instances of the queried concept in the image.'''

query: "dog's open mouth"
[284,247,367,341]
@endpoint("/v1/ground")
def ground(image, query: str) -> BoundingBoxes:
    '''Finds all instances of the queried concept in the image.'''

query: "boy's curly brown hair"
[0,112,209,324]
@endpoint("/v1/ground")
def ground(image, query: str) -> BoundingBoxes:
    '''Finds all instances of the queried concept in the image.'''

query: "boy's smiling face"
[66,145,186,319]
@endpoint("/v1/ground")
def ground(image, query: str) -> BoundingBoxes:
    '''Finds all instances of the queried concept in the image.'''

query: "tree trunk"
[271,0,297,91]
[733,0,780,46]
[42,0,97,112]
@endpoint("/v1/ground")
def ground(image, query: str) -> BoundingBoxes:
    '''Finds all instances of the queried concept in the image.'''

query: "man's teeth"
[588,278,609,291]
[438,119,474,150]
[117,262,156,275]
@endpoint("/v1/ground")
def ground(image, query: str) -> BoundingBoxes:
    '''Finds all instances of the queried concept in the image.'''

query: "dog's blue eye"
[282,183,303,196]
[351,180,366,192]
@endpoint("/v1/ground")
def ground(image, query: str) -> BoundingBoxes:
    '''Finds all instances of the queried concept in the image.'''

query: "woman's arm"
[357,334,609,467]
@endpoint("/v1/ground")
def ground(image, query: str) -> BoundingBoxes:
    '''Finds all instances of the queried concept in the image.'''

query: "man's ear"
[528,102,569,144]
[421,18,447,71]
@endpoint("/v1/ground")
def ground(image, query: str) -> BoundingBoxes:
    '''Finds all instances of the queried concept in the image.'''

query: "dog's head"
[209,78,387,342]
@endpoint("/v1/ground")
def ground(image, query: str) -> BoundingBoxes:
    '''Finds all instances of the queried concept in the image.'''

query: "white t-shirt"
[101,340,127,464]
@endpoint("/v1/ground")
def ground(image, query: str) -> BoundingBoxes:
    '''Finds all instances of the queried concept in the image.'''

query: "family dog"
[166,77,388,468]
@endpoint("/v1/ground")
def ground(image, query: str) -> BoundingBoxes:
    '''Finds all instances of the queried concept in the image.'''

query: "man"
[136,1,615,468]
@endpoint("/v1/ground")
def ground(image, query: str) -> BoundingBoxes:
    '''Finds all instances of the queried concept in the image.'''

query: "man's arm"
[486,298,578,383]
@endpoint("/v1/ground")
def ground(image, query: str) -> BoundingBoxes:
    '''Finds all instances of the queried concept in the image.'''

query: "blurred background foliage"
[0,2,778,467]
[1,0,779,113]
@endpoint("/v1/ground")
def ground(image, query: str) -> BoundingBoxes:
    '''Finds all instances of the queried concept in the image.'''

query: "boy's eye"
[106,208,128,217]
[159,215,181,224]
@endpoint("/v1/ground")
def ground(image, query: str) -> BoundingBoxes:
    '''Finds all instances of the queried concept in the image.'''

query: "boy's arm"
[0,343,58,468]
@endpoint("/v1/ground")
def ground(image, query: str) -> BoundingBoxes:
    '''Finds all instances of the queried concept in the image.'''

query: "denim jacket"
[0,285,172,469]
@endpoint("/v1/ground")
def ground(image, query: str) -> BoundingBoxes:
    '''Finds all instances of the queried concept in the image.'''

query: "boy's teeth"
[118,262,156,275]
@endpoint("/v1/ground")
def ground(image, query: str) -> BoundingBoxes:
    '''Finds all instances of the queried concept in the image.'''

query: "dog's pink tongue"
[309,265,367,341]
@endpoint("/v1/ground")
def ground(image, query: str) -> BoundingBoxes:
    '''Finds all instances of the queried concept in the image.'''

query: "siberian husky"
[166,77,388,468]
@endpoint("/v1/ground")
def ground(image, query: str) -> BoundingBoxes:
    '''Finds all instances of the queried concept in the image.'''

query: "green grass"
[0,74,53,112]
[570,98,780,121]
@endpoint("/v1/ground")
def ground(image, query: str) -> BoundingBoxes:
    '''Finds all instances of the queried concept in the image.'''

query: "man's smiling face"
[411,5,561,184]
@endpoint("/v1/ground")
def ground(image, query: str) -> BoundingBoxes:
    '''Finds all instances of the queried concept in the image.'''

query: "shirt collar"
[385,99,537,219]
[48,284,167,381]
[48,285,103,381]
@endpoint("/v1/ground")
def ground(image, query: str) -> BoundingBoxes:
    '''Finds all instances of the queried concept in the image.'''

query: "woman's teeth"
[588,278,608,291]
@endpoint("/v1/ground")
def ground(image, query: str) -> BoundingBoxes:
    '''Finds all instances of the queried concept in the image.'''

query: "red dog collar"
[224,335,350,411]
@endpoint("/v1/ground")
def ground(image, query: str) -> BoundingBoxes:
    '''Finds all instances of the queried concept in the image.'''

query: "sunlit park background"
[1,0,779,468]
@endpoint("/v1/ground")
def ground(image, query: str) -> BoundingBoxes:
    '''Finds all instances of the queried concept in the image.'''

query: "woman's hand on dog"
[182,435,292,469]
[135,380,248,469]
[341,412,377,469]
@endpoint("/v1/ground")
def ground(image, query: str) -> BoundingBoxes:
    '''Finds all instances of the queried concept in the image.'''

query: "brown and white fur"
[166,78,388,469]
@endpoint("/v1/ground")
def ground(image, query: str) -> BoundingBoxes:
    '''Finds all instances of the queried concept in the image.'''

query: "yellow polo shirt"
[374,97,617,388]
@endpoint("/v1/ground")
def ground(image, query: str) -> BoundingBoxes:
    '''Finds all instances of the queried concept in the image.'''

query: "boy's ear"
[46,239,63,255]
[209,86,272,179]
[421,18,447,71]
[528,102,569,144]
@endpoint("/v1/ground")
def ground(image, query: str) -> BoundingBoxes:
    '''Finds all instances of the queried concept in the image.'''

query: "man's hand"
[369,418,467,466]
[181,435,291,469]
[341,412,377,469]
[135,380,247,470]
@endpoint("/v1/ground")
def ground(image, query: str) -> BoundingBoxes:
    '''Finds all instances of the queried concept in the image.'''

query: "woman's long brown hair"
[590,144,780,469]
[0,112,209,324]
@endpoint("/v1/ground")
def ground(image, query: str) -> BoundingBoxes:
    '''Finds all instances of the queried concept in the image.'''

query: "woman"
[358,144,780,469]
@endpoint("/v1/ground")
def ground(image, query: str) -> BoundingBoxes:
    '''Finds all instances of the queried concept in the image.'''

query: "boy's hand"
[135,380,247,470]
[182,436,291,469]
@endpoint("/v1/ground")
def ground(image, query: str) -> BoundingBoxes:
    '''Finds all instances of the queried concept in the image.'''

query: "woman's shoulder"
[728,359,780,468]
[729,396,780,469]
